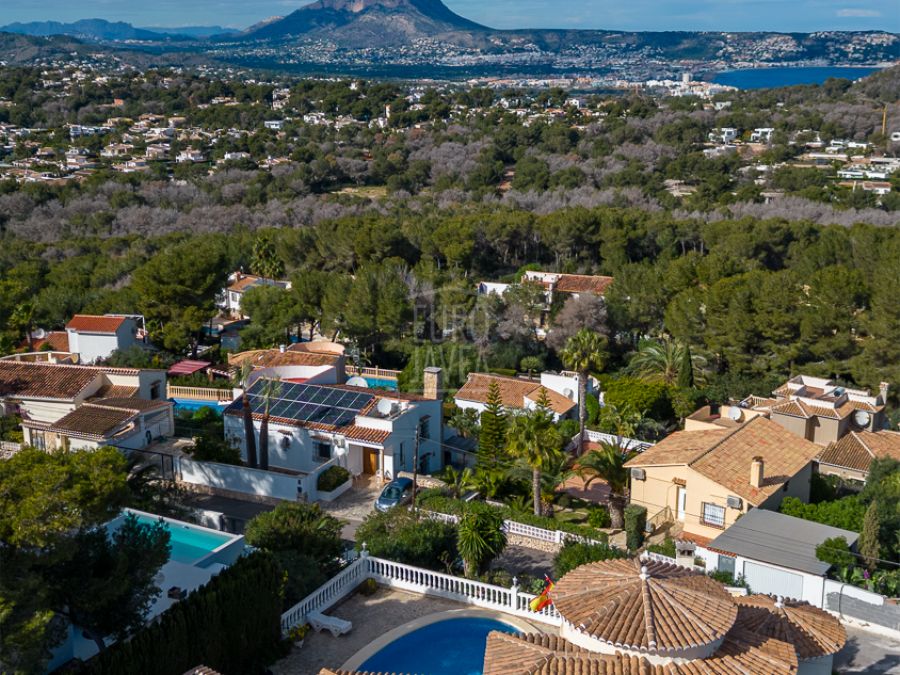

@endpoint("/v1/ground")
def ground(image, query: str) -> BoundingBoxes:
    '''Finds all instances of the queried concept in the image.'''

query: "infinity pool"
[360,617,520,675]
[130,512,233,565]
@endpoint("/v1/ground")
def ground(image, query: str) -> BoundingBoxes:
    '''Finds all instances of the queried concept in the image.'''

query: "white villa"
[223,368,444,486]
[0,361,171,452]
[454,370,596,422]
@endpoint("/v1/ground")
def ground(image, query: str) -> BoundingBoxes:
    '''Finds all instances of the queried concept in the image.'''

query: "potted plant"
[288,623,310,647]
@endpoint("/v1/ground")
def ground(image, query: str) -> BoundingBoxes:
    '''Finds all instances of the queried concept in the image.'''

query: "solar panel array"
[248,381,374,427]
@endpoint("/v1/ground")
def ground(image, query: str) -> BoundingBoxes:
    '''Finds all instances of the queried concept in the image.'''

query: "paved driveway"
[835,626,900,674]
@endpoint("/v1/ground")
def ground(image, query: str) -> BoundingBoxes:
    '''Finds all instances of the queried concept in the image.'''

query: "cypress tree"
[859,500,883,571]
[677,343,695,389]
[477,381,508,471]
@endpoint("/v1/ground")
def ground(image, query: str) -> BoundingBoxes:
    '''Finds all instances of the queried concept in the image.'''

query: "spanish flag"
[529,575,555,612]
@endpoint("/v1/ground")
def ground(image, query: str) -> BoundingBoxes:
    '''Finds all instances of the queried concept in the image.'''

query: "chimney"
[279,344,286,353]
[750,456,764,489]
[879,382,889,404]
[423,367,443,401]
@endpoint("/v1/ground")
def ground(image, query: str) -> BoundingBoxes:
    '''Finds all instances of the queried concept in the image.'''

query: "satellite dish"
[728,407,743,422]
[33,328,47,340]
[376,398,395,416]
[563,388,575,400]
[346,376,369,388]
[853,410,870,428]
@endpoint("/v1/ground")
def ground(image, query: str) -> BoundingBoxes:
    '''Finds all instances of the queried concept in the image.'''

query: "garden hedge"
[79,551,284,675]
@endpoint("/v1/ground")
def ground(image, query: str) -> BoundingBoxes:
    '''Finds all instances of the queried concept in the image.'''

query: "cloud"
[836,8,882,17]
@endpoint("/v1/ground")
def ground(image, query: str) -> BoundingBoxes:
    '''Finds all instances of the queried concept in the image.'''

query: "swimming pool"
[129,512,234,565]
[360,617,520,675]
[363,377,398,391]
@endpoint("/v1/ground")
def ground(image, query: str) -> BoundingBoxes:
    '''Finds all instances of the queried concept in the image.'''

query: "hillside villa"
[625,416,822,544]
[454,370,594,422]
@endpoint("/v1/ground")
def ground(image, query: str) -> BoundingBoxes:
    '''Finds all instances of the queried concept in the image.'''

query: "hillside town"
[1,47,900,675]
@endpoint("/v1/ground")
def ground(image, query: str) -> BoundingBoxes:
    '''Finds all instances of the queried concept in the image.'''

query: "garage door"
[742,561,804,600]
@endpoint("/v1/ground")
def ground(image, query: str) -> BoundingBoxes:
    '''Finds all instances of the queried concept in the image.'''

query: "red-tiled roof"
[554,273,615,295]
[734,595,846,660]
[32,331,70,352]
[228,349,340,369]
[818,430,900,473]
[455,373,576,415]
[551,558,737,654]
[627,417,822,506]
[65,314,128,334]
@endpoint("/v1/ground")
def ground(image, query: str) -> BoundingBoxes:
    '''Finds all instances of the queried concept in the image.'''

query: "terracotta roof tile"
[32,331,70,352]
[704,624,798,674]
[551,558,737,654]
[554,274,615,295]
[65,314,128,333]
[228,349,340,369]
[0,362,100,399]
[455,373,576,415]
[734,595,846,659]
[628,417,821,506]
[47,405,137,440]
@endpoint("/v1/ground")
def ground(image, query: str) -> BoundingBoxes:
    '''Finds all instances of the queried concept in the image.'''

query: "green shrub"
[585,393,601,426]
[356,509,457,571]
[587,506,612,529]
[815,536,855,569]
[489,367,518,377]
[80,552,284,675]
[708,569,751,591]
[317,465,351,492]
[779,495,865,532]
[647,537,677,558]
[358,578,379,596]
[601,376,673,421]
[553,540,627,577]
[624,504,647,551]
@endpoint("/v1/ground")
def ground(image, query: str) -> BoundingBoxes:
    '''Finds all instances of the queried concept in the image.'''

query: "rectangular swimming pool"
[130,512,233,565]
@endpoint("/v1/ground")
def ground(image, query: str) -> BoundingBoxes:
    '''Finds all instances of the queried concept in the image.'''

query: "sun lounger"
[307,610,352,637]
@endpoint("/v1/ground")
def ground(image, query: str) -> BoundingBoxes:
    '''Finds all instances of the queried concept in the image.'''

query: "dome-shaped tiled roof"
[551,558,738,654]
[734,594,846,660]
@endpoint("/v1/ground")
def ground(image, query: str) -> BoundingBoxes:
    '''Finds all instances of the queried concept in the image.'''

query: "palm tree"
[629,336,706,386]
[257,376,283,472]
[441,465,477,499]
[560,328,607,448]
[505,389,564,516]
[237,362,258,468]
[576,441,637,530]
[457,502,507,578]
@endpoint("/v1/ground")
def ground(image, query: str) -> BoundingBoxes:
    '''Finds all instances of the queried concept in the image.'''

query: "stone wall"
[826,593,900,632]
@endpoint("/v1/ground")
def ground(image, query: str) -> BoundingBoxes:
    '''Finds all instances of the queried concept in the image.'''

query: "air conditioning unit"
[726,495,742,509]
[630,468,646,481]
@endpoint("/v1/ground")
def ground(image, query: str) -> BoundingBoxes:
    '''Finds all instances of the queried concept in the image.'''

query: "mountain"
[140,25,237,39]
[0,18,189,42]
[235,0,488,46]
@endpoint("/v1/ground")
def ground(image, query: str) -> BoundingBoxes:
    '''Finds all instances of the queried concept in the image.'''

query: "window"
[701,502,726,528]
[718,554,736,577]
[150,381,161,400]
[418,416,431,440]
[314,441,331,461]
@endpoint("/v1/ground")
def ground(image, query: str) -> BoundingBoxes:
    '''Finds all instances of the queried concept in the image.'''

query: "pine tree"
[477,381,508,471]
[677,343,695,389]
[859,500,883,571]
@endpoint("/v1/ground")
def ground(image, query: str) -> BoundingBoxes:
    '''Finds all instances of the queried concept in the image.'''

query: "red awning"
[168,360,211,376]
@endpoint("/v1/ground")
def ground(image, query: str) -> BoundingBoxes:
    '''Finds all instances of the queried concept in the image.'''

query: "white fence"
[0,440,22,459]
[280,553,562,634]
[569,429,654,453]
[420,510,611,549]
[643,550,704,572]
[281,556,369,632]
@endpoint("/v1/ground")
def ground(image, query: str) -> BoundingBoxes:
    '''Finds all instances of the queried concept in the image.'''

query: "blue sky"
[1,0,896,32]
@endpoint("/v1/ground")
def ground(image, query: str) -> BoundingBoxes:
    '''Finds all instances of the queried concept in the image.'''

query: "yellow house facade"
[626,416,821,543]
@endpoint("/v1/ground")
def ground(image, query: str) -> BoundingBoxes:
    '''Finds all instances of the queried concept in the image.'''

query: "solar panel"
[244,381,375,427]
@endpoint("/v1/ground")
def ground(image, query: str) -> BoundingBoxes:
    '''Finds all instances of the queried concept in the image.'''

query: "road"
[835,626,900,674]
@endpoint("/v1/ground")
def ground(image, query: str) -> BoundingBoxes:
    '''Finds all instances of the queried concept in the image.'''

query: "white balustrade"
[280,553,562,633]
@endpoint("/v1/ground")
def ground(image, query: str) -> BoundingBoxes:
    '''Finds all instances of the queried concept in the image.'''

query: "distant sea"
[712,66,881,90]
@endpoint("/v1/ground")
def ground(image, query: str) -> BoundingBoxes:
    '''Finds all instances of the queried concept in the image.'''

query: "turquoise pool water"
[131,513,231,564]
[363,377,398,391]
[360,617,520,675]
[171,398,229,413]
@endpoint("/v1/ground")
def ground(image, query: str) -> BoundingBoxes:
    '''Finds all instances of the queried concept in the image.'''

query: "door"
[676,486,687,521]
[363,448,379,475]
[743,561,804,600]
